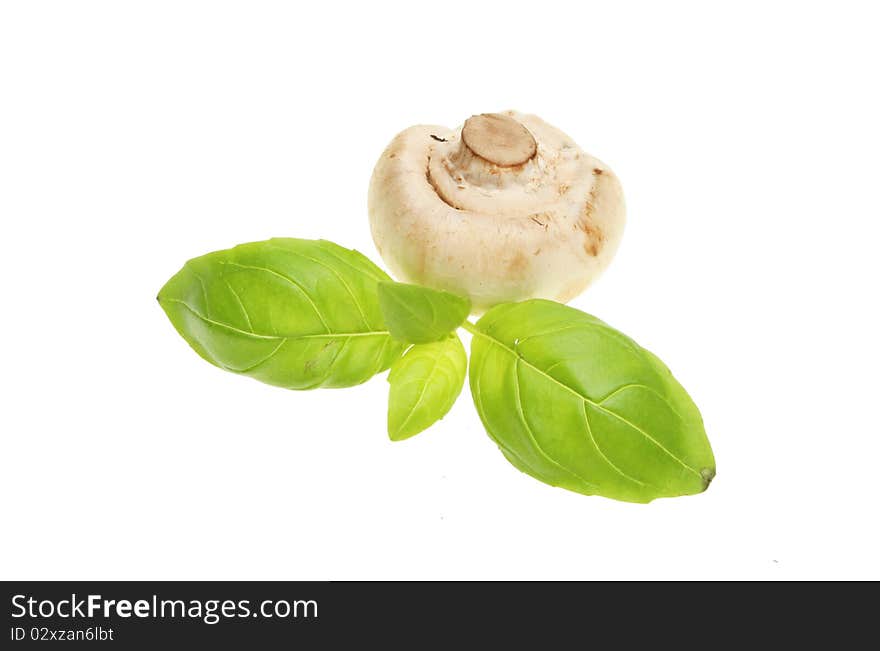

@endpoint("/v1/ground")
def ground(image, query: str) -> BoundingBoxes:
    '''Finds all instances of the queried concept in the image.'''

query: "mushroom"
[368,111,626,313]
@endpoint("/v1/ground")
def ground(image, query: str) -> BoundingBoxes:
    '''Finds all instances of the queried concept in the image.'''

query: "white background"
[1,1,878,580]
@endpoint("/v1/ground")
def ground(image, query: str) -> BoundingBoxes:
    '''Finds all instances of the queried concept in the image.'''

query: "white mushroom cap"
[368,111,625,313]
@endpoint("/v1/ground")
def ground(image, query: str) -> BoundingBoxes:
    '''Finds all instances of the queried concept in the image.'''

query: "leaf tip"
[700,467,716,491]
[388,426,412,442]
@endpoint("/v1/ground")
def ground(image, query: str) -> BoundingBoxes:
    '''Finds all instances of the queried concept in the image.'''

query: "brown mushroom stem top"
[461,113,537,167]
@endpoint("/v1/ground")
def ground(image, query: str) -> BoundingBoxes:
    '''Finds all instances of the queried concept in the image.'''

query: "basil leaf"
[158,238,406,389]
[468,300,715,503]
[387,335,467,440]
[377,281,471,344]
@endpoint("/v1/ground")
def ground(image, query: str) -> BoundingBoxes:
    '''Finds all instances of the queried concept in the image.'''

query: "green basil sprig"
[157,238,405,389]
[159,238,715,502]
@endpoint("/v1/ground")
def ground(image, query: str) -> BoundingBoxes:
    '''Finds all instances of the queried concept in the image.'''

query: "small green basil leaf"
[469,300,715,503]
[387,335,467,441]
[158,238,406,389]
[377,281,471,344]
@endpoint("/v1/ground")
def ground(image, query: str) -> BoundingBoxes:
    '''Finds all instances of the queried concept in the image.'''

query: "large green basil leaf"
[158,238,406,389]
[387,335,467,440]
[378,281,471,344]
[468,300,715,503]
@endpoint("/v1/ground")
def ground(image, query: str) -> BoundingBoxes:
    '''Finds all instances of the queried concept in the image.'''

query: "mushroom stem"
[461,113,537,167]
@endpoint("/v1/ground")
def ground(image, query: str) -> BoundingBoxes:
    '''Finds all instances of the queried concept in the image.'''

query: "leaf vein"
[223,278,254,332]
[590,403,701,479]
[221,261,330,332]
[473,347,563,482]
[265,245,372,329]
[236,339,287,373]
[393,355,440,436]
[160,298,389,341]
[474,330,701,480]
[581,401,646,487]
[313,241,388,283]
[513,358,598,490]
[598,383,685,421]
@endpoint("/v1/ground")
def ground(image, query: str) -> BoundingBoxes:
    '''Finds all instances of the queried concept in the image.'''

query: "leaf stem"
[461,320,480,336]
